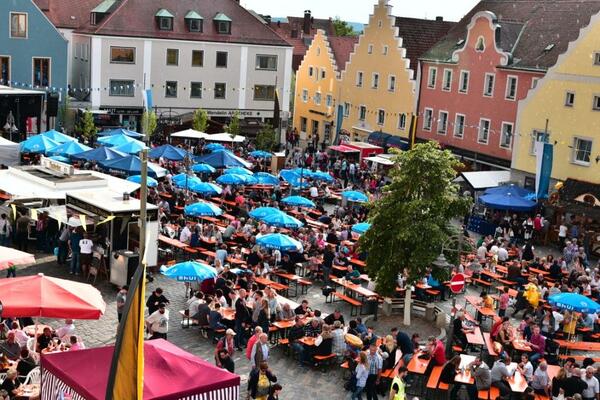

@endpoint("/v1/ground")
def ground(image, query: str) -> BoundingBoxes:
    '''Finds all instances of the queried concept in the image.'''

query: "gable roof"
[33,0,104,29]
[67,0,289,46]
[394,16,456,72]
[328,36,359,73]
[421,0,600,71]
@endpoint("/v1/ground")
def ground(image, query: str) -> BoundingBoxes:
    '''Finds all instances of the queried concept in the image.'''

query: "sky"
[241,0,480,23]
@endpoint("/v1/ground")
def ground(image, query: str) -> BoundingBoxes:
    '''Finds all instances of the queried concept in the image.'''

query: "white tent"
[171,129,210,140]
[207,133,246,143]
[0,136,19,166]
[0,246,35,270]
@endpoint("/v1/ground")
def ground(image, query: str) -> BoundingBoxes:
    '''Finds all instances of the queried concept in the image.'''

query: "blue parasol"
[352,222,371,234]
[250,150,273,159]
[312,171,334,183]
[249,207,283,220]
[224,167,253,176]
[20,135,61,153]
[279,170,310,188]
[281,195,315,208]
[97,133,136,147]
[548,293,600,314]
[98,128,144,138]
[479,192,536,211]
[127,175,158,187]
[257,233,303,252]
[342,190,369,203]
[40,129,76,144]
[71,146,125,162]
[48,155,70,163]
[184,201,223,217]
[149,144,188,161]
[47,141,92,157]
[196,150,251,169]
[160,261,217,282]
[112,140,148,155]
[217,173,257,186]
[205,143,226,152]
[174,176,203,190]
[262,212,304,229]
[189,182,223,196]
[191,163,216,174]
[253,172,280,186]
[99,155,167,178]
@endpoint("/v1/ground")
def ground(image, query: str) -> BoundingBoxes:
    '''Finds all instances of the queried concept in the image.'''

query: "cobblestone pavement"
[7,258,441,400]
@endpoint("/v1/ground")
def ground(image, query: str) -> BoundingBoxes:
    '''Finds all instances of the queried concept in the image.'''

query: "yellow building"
[293,30,357,146]
[339,0,416,145]
[512,12,600,185]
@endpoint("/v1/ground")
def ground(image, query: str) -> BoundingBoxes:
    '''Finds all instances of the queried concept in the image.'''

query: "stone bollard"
[382,298,393,317]
[425,303,435,321]
[436,311,448,329]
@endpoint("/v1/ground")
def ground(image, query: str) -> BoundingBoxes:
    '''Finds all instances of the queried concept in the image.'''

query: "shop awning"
[367,132,391,147]
[329,145,359,153]
[364,155,394,166]
[386,136,410,150]
[460,170,512,191]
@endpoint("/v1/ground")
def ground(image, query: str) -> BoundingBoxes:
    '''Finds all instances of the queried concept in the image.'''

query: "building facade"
[512,11,600,185]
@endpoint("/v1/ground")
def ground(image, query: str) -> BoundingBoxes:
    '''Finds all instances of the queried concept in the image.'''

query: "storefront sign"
[101,107,143,116]
[205,109,271,118]
[41,156,75,176]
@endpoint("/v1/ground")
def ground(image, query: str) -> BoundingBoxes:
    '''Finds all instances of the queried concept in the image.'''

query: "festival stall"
[40,339,240,400]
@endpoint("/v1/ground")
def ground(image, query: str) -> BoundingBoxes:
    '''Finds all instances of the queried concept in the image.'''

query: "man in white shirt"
[179,223,192,244]
[8,322,29,347]
[146,303,169,340]
[215,244,228,265]
[582,366,600,400]
[55,319,76,342]
[477,244,487,260]
[79,235,94,275]
[497,245,509,262]
[309,184,319,199]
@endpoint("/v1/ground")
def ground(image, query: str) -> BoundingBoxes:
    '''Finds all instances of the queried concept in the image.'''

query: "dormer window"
[156,9,174,31]
[185,11,203,32]
[90,0,117,26]
[214,13,232,34]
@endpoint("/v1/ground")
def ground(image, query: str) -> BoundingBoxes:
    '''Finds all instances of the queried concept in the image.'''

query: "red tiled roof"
[394,17,456,73]
[73,0,289,47]
[328,36,359,73]
[33,0,103,29]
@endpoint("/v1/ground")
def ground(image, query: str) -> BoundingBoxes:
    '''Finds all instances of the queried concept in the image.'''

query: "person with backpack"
[248,361,277,400]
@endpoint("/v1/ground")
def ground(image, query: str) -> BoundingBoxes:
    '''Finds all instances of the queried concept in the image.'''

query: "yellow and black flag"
[273,88,281,131]
[105,265,146,400]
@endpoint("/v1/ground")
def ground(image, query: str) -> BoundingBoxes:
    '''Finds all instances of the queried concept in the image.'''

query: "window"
[214,83,226,99]
[530,130,549,155]
[216,51,228,68]
[505,76,518,100]
[253,85,275,101]
[217,21,231,34]
[256,55,277,70]
[0,57,9,85]
[388,75,396,92]
[190,82,202,98]
[478,119,490,144]
[459,71,469,93]
[166,49,179,66]
[302,89,308,102]
[314,92,321,105]
[188,19,202,32]
[368,44,373,54]
[437,111,448,134]
[158,17,173,31]
[383,45,388,55]
[308,66,314,77]
[109,79,134,97]
[321,69,326,80]
[192,50,204,67]
[377,109,385,126]
[343,102,350,117]
[500,122,513,149]
[32,58,50,86]
[423,108,433,131]
[398,114,407,130]
[372,73,379,89]
[356,71,363,87]
[326,94,333,107]
[442,69,452,91]
[593,96,600,111]
[311,120,319,135]
[427,67,437,88]
[300,117,307,132]
[594,52,600,65]
[454,114,465,138]
[165,81,177,97]
[359,106,367,121]
[10,13,27,38]
[565,92,575,107]
[573,137,593,165]
[110,47,135,64]
[531,78,540,89]
[484,74,495,97]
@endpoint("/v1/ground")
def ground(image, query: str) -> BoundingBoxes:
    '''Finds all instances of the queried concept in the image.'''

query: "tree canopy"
[226,111,241,138]
[78,109,97,141]
[255,123,278,152]
[333,17,357,36]
[359,141,472,296]
[192,109,208,132]
[142,110,157,137]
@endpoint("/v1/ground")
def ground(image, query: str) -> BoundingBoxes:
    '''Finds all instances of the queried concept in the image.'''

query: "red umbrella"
[0,273,106,319]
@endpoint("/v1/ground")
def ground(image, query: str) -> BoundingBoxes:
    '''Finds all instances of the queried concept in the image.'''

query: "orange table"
[507,362,528,392]
[466,326,485,346]
[407,350,430,374]
[512,339,532,352]
[299,336,317,346]
[159,235,188,249]
[332,278,378,298]
[350,258,366,269]
[465,295,497,319]
[454,354,476,384]
[555,339,600,352]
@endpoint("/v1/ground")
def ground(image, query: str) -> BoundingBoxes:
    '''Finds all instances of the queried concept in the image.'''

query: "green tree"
[359,141,472,296]
[78,109,97,142]
[226,111,241,138]
[333,17,356,36]
[57,96,75,133]
[142,110,157,137]
[255,123,278,151]
[192,108,208,132]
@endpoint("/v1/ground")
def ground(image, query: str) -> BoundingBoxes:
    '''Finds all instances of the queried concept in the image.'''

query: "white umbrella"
[207,133,245,143]
[171,129,210,140]
[0,246,35,270]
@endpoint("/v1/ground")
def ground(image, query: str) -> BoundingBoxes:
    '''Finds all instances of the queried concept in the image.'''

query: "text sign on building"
[41,156,75,176]
[205,109,270,118]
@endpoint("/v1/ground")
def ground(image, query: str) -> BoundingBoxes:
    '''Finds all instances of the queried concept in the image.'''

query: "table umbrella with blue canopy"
[352,222,371,234]
[479,192,536,211]
[20,135,61,153]
[97,128,144,138]
[257,233,303,252]
[191,163,216,174]
[281,195,315,208]
[70,146,125,162]
[312,171,334,183]
[548,293,600,314]
[189,182,223,196]
[253,172,280,186]
[40,129,76,143]
[205,143,225,152]
[100,155,167,178]
[96,132,136,147]
[172,172,195,183]
[149,144,188,161]
[184,201,223,217]
[160,261,217,282]
[250,150,272,159]
[174,176,203,190]
[196,149,252,169]
[48,155,70,163]
[293,168,315,178]
[343,191,369,203]
[249,207,282,220]
[483,185,534,199]
[47,141,92,157]
[112,140,148,155]
[217,173,252,186]
[224,167,253,176]
[127,175,158,187]
[279,170,309,188]
[262,212,303,229]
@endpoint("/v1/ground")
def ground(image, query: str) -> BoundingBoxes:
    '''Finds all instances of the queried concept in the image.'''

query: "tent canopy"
[0,136,19,166]
[207,133,245,143]
[460,171,512,191]
[100,155,167,178]
[196,149,251,169]
[98,128,144,138]
[170,129,210,140]
[71,146,125,162]
[41,339,240,400]
[0,246,35,270]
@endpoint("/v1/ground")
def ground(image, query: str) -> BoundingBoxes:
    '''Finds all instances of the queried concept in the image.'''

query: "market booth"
[65,190,158,286]
[40,339,240,400]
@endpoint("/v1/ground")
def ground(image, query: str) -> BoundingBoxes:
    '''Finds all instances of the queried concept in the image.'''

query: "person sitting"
[294,300,313,317]
[323,309,345,326]
[0,369,20,399]
[331,321,346,357]
[304,319,321,338]
[345,265,361,284]
[209,303,226,331]
[440,356,461,400]
[491,354,514,399]
[379,335,398,371]
[278,303,295,321]
[309,324,334,363]
[55,319,75,342]
[68,335,85,351]
[16,348,37,381]
[0,332,21,360]
[453,311,474,350]
[530,361,550,396]
[36,327,57,352]
[7,322,28,348]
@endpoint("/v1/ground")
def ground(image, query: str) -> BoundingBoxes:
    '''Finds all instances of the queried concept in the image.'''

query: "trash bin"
[366,297,379,320]
[322,286,334,302]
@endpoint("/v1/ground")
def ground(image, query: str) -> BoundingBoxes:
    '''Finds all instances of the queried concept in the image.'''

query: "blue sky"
[241,0,480,23]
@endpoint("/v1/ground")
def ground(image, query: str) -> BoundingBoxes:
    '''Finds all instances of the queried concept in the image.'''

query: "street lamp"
[432,253,450,269]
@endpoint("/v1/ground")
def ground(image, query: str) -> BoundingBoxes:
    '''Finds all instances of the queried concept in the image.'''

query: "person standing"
[352,351,369,400]
[57,225,70,265]
[250,333,270,369]
[0,213,11,246]
[14,212,31,252]
[146,303,169,340]
[146,288,170,315]
[234,289,251,350]
[582,366,600,400]
[388,366,408,400]
[322,244,334,285]
[365,343,382,400]
[78,234,94,276]
[68,226,83,275]
[116,285,128,322]
[248,362,277,400]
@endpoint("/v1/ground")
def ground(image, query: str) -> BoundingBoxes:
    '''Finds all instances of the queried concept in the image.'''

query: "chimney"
[303,10,311,35]
[436,16,444,22]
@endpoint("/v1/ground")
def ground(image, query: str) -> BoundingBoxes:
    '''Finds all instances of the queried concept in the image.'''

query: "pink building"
[415,1,600,170]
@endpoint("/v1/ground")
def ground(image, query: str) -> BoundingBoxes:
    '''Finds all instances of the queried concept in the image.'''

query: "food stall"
[343,141,384,162]
[65,191,158,286]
